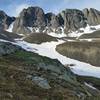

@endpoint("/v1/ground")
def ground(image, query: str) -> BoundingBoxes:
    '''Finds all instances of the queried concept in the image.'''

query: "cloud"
[15,4,31,16]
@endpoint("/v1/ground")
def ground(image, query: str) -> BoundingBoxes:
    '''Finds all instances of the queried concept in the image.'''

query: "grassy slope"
[24,33,57,44]
[56,41,100,66]
[0,50,100,100]
[0,31,21,41]
[0,50,79,100]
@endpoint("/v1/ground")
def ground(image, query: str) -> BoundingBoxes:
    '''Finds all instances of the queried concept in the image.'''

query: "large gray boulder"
[83,8,100,25]
[31,76,51,89]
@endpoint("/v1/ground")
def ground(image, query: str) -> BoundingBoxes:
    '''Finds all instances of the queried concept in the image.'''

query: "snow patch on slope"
[27,27,40,33]
[6,22,14,32]
[79,39,93,42]
[69,24,100,37]
[48,24,100,38]
[27,27,33,32]
[85,82,97,90]
[48,32,66,38]
[68,25,96,37]
[47,27,67,38]
[0,39,9,42]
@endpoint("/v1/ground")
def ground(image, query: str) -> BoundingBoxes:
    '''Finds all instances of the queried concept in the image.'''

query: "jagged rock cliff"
[0,10,15,31]
[83,8,100,25]
[1,7,100,36]
[12,7,46,34]
[59,9,87,33]
[12,7,87,35]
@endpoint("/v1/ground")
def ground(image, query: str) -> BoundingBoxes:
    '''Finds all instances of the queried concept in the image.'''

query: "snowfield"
[14,39,100,78]
[1,37,100,78]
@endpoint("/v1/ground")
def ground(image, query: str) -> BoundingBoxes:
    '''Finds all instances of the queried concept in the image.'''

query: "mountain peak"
[83,8,100,25]
[11,6,88,35]
[0,6,100,35]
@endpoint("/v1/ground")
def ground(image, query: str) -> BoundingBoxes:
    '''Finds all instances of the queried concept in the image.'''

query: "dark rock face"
[19,6,46,27]
[45,13,60,28]
[0,10,15,31]
[59,9,87,33]
[0,42,20,56]
[13,7,46,34]
[83,8,100,25]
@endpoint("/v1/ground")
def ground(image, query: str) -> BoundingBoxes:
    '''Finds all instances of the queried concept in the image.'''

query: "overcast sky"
[0,0,100,16]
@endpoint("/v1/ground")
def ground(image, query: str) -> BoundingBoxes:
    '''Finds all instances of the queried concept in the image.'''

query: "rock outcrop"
[59,9,87,33]
[0,42,20,56]
[83,8,100,25]
[0,10,15,31]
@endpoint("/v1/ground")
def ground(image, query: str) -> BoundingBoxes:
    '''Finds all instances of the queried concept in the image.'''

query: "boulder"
[32,76,51,89]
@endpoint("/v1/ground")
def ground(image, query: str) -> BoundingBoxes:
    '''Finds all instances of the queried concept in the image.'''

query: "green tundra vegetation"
[24,33,57,44]
[0,47,100,100]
